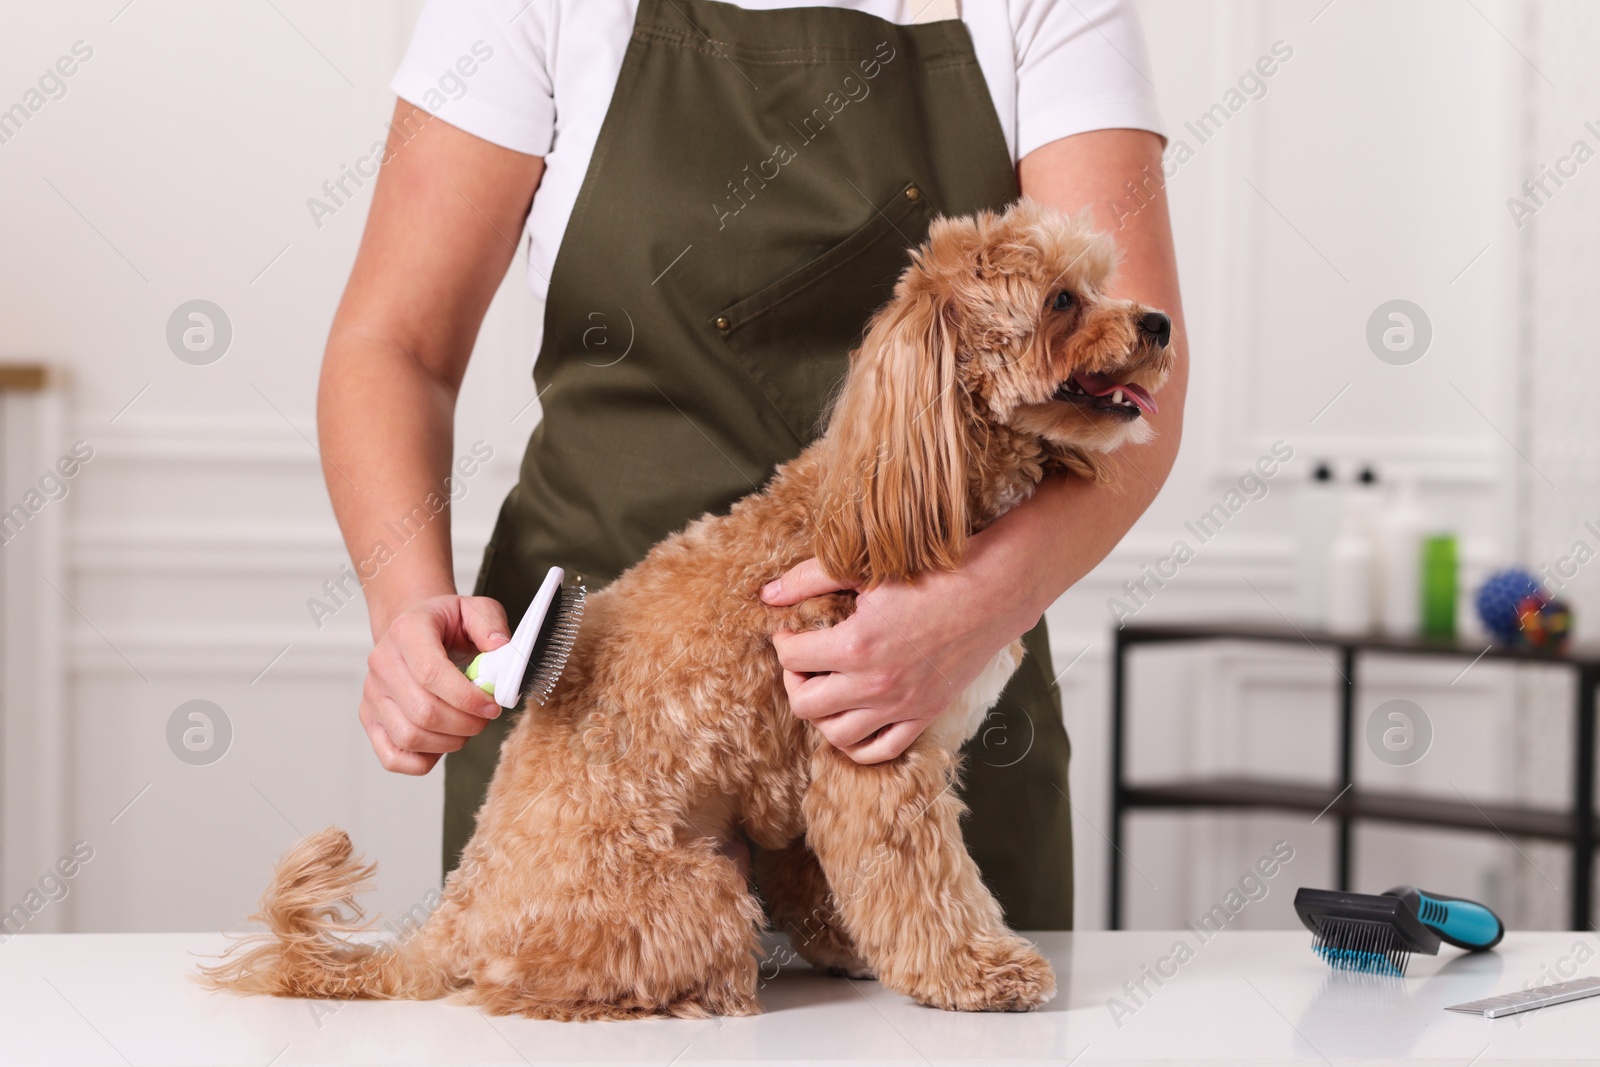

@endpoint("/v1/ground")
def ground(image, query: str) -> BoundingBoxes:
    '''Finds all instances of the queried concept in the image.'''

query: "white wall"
[0,0,534,933]
[1513,0,1600,930]
[0,0,1591,936]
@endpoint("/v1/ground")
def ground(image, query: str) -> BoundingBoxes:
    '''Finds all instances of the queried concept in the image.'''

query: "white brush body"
[468,566,565,708]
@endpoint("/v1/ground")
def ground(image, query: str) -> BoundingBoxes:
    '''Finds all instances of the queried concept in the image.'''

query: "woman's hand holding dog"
[764,514,1049,765]
[359,594,512,775]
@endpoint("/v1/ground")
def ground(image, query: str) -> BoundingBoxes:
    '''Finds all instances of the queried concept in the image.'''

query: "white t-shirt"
[391,0,1165,301]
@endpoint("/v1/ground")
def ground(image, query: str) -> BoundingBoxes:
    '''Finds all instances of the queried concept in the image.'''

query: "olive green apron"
[447,0,1075,930]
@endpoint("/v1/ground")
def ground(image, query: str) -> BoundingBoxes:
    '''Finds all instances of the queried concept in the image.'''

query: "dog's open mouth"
[1053,373,1158,419]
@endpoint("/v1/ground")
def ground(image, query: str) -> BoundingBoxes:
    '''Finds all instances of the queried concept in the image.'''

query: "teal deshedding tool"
[1295,885,1504,976]
[464,566,585,708]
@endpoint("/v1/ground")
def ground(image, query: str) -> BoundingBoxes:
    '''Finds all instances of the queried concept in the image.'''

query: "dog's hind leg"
[755,839,872,978]
[466,834,766,1019]
[803,743,1055,1012]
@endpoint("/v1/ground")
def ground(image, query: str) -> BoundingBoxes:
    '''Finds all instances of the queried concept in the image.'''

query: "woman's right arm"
[319,99,545,775]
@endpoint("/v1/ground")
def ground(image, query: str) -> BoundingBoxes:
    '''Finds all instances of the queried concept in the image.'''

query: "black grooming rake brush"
[1295,886,1504,977]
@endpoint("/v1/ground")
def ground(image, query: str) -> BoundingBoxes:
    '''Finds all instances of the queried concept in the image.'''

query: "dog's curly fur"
[200,198,1174,1018]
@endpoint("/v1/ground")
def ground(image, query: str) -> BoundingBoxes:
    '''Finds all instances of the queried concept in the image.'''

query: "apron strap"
[910,0,960,24]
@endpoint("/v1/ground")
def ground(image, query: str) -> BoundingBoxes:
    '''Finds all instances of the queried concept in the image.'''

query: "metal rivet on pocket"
[905,185,921,201]
[713,315,731,331]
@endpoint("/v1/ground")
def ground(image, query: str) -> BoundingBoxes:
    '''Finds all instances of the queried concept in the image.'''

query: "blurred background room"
[2,0,1598,939]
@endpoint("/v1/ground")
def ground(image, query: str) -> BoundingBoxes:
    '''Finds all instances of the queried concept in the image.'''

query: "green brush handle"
[464,652,494,695]
[1387,886,1504,951]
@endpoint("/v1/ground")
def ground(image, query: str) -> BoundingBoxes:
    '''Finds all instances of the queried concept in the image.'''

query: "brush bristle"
[1311,917,1411,976]
[526,586,585,705]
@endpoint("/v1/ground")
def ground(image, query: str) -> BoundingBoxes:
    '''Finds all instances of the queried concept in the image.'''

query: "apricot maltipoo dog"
[202,198,1174,1019]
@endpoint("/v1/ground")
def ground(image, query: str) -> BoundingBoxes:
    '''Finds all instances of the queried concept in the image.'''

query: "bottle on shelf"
[1353,465,1384,628]
[1296,461,1339,625]
[1326,510,1376,633]
[1422,533,1459,639]
[1379,477,1426,636]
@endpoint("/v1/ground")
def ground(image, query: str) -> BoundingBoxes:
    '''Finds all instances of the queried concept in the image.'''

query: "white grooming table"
[2,930,1594,1064]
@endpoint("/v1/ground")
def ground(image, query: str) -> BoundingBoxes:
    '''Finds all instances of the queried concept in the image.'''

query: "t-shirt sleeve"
[389,0,555,157]
[1010,0,1167,159]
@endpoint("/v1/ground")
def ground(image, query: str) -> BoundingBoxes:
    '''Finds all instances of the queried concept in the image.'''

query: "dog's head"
[930,199,1175,455]
[814,198,1175,586]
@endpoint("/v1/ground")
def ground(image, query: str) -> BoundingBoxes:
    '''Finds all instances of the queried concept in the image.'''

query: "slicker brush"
[465,566,586,708]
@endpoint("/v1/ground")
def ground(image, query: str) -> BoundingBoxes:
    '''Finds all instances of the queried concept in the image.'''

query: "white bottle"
[1351,466,1383,534]
[1353,466,1385,626]
[1325,470,1378,634]
[1379,479,1425,636]
[1326,515,1375,633]
[1296,462,1339,625]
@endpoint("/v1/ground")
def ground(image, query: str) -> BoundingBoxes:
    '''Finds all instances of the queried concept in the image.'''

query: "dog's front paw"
[907,936,1056,1012]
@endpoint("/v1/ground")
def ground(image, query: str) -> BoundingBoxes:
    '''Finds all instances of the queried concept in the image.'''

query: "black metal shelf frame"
[1109,622,1600,930]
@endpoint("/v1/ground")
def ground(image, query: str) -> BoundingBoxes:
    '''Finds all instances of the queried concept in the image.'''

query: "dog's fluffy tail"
[198,827,452,1001]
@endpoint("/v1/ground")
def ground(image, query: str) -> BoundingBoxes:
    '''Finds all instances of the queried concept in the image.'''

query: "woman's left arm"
[764,128,1189,763]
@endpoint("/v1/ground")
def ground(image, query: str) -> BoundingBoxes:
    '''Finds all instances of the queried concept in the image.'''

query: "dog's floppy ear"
[813,286,971,587]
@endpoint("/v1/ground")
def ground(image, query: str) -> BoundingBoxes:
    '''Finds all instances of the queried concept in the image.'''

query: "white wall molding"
[68,631,368,680]
[1222,437,1502,489]
[72,527,494,575]
[79,416,523,472]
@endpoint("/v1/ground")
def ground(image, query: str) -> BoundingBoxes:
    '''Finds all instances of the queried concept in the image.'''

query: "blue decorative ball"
[1475,568,1543,644]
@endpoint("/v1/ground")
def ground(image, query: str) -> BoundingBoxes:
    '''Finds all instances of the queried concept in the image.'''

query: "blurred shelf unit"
[0,365,46,392]
[0,361,66,900]
[1109,621,1600,931]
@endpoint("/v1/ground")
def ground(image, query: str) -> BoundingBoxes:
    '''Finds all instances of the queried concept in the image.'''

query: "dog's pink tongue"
[1074,374,1159,415]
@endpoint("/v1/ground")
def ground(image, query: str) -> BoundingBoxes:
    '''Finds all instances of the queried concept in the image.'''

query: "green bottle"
[1421,534,1457,639]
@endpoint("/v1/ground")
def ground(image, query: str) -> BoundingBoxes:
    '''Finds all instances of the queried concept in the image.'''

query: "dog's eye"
[1051,290,1074,311]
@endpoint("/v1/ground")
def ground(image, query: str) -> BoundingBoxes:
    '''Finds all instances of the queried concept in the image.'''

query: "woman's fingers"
[777,620,916,748]
[783,669,881,721]
[771,624,872,675]
[381,663,495,742]
[405,641,502,721]
[457,595,511,652]
[761,556,854,606]
[842,719,924,765]
[359,703,440,776]
[812,707,895,749]
[393,612,502,720]
[372,693,470,755]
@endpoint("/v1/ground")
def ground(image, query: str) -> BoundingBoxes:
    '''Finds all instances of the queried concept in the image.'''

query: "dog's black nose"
[1139,311,1172,348]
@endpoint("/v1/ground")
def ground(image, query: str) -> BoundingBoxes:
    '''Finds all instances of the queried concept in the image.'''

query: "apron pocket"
[712,181,934,443]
